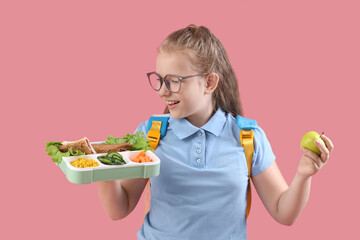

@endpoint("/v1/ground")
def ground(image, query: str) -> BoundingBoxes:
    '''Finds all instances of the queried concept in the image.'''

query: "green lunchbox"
[56,150,160,184]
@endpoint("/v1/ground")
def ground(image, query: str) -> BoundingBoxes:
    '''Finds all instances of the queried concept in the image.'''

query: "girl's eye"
[166,76,179,84]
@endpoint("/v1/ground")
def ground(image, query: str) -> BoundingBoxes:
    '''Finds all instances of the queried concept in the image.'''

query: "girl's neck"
[186,104,216,128]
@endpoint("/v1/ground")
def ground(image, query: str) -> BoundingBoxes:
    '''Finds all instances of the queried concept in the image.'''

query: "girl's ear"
[204,72,219,94]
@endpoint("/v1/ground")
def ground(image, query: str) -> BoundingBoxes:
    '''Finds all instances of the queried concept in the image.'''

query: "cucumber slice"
[97,156,113,165]
[110,158,125,165]
[112,155,123,161]
[107,152,121,158]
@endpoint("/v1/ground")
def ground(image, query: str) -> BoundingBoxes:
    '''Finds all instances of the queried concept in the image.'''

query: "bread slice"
[58,137,96,154]
[92,143,133,153]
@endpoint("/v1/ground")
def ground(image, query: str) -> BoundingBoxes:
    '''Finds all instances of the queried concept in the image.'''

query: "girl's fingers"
[301,147,322,168]
[315,139,330,163]
[320,134,334,153]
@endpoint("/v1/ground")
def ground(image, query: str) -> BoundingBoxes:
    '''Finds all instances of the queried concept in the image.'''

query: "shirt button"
[197,139,202,144]
[196,148,202,154]
[196,158,201,163]
[197,131,202,136]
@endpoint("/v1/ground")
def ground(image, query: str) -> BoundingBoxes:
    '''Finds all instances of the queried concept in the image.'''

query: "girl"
[98,24,334,239]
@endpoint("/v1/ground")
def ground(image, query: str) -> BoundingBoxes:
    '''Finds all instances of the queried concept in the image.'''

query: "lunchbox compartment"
[95,152,130,167]
[64,154,103,170]
[122,150,159,164]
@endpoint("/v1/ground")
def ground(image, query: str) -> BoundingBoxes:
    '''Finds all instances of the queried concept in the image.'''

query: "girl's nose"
[157,82,171,98]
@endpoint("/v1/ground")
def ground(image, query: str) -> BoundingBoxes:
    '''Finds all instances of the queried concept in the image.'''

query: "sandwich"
[47,134,141,163]
[58,137,97,155]
[58,137,133,154]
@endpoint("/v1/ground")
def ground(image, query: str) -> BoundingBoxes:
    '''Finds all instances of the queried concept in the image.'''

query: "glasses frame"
[146,72,210,93]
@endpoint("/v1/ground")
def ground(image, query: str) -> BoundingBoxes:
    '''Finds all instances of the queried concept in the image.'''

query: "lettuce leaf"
[45,142,85,163]
[105,132,152,152]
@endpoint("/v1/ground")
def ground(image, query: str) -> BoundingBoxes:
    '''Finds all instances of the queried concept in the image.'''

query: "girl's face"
[155,50,214,127]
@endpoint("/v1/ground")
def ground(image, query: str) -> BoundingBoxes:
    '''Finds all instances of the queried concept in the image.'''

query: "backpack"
[144,114,257,219]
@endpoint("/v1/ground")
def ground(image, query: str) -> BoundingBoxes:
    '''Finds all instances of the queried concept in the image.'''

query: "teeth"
[166,100,179,105]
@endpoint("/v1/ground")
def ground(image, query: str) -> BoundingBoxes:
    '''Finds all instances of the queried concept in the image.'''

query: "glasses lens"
[164,75,181,92]
[148,73,162,90]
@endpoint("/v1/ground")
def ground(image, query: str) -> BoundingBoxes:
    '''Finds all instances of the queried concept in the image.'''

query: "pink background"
[1,0,359,239]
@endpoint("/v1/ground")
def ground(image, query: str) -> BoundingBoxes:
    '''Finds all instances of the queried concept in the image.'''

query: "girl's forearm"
[97,180,129,220]
[276,174,312,226]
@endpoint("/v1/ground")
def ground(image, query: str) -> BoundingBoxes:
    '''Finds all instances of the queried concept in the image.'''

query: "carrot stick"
[131,151,152,163]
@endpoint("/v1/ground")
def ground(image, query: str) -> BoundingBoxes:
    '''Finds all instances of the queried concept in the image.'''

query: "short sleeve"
[134,120,149,138]
[251,126,276,176]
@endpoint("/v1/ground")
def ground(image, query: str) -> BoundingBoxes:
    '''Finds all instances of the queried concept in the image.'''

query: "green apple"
[300,131,326,155]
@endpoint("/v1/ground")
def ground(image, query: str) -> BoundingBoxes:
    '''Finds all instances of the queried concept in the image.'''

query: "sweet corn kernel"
[71,158,99,168]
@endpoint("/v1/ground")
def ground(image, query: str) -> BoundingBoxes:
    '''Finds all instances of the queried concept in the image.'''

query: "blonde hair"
[158,24,243,117]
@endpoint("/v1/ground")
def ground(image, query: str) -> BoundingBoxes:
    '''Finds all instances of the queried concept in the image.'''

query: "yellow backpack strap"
[144,115,170,221]
[237,115,258,219]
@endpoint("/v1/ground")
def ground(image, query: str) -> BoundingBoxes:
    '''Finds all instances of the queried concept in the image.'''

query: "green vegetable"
[45,142,85,163]
[105,132,152,152]
[106,152,122,159]
[97,152,126,165]
[97,156,113,164]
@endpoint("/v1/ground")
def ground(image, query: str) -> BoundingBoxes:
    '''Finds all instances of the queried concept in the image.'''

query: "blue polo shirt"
[135,108,275,240]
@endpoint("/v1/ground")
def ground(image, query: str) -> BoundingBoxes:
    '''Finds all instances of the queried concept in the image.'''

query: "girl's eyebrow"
[156,72,174,78]
[156,72,190,78]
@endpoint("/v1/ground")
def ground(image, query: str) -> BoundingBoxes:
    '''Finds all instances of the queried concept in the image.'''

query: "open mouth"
[165,100,180,108]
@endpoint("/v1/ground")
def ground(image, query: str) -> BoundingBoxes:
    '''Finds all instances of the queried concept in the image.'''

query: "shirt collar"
[169,108,227,140]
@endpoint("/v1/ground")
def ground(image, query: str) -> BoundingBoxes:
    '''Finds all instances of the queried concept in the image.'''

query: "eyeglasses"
[147,72,210,93]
